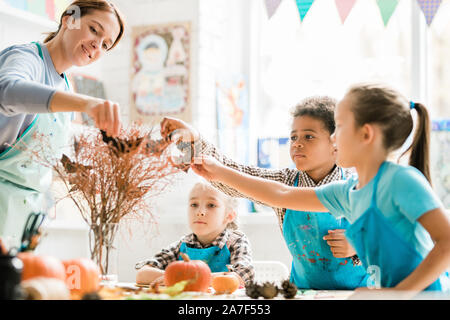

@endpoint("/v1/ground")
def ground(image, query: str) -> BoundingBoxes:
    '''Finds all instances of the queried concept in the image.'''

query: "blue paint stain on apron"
[179,242,231,273]
[283,170,368,289]
[345,162,450,291]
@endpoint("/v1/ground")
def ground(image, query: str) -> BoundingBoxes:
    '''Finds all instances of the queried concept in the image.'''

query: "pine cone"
[259,281,279,299]
[245,281,262,299]
[280,280,298,299]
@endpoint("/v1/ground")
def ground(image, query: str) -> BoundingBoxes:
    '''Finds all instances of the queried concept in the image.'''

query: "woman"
[0,0,125,244]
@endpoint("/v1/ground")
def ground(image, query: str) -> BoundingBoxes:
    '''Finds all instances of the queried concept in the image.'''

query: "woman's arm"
[395,207,450,293]
[191,156,327,212]
[49,91,121,137]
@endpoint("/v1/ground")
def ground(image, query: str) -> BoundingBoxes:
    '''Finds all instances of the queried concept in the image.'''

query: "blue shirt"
[0,42,68,153]
[315,161,443,258]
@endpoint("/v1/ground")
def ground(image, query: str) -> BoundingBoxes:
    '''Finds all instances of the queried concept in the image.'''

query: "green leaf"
[160,280,190,296]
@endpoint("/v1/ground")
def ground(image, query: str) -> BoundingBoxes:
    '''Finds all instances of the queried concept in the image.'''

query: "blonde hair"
[189,181,240,230]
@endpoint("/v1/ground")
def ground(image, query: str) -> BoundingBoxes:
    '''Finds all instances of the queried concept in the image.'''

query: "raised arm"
[160,116,297,206]
[191,156,327,212]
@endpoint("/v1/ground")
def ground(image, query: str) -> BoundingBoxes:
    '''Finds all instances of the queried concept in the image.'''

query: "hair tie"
[409,101,415,110]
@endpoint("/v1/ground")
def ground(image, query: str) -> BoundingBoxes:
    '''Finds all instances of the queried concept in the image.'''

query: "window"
[256,0,413,137]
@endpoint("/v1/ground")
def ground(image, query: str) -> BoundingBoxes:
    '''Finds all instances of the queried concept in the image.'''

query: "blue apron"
[0,42,72,244]
[345,162,450,291]
[179,242,230,272]
[283,171,368,289]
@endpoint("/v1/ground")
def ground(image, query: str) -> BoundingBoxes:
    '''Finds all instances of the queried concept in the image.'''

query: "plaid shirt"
[135,228,255,284]
[198,136,361,266]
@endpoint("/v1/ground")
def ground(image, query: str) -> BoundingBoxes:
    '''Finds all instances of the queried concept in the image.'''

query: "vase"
[89,223,119,285]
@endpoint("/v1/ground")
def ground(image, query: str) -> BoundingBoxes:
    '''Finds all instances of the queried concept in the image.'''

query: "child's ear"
[361,123,376,144]
[225,209,237,224]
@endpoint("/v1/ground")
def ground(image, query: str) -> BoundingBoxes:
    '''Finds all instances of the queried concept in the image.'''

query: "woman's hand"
[49,91,122,137]
[160,116,199,143]
[323,229,356,258]
[85,98,121,137]
[190,155,226,182]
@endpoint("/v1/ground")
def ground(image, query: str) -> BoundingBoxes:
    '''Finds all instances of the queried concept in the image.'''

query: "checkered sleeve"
[227,230,255,285]
[134,239,182,270]
[197,136,297,207]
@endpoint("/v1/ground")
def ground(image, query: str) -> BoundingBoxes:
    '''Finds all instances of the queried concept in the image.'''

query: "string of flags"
[265,0,444,26]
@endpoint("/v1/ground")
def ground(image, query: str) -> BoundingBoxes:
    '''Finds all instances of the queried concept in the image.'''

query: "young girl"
[191,83,450,295]
[160,97,369,290]
[135,181,255,286]
[0,0,125,243]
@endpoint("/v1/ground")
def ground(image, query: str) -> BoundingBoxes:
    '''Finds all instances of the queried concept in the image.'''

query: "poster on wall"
[70,74,106,127]
[216,74,250,165]
[130,22,191,124]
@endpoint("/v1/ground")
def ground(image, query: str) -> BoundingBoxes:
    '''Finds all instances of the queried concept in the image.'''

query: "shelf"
[0,2,58,29]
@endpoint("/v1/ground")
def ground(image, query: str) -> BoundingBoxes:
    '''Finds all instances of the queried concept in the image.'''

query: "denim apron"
[0,42,72,243]
[179,242,230,272]
[283,171,368,289]
[345,162,450,291]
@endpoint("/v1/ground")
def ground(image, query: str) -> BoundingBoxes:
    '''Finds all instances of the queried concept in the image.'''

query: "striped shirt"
[197,136,361,266]
[135,228,255,284]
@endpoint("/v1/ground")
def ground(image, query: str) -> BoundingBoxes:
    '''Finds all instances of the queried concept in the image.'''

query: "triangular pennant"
[295,0,315,22]
[376,0,399,26]
[334,0,356,24]
[417,0,443,26]
[265,0,282,19]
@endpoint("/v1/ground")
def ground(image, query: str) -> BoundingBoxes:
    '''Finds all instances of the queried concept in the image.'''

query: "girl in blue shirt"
[0,1,125,243]
[191,83,450,297]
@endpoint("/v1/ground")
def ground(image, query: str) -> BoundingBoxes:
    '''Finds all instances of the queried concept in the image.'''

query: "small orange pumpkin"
[164,253,211,292]
[212,271,240,294]
[18,252,66,282]
[63,258,100,298]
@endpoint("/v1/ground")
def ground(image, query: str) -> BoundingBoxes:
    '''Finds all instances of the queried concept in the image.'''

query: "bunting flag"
[265,0,283,19]
[295,0,315,22]
[334,0,356,24]
[417,0,442,26]
[376,0,399,26]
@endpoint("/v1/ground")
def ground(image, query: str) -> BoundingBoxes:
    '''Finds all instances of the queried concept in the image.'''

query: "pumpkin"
[21,277,70,300]
[164,253,211,292]
[18,252,66,282]
[63,258,100,298]
[212,273,240,294]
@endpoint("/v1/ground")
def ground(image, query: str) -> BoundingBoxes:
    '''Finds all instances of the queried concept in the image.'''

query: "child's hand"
[149,275,165,288]
[135,265,165,285]
[323,229,356,258]
[160,116,199,143]
[191,155,225,181]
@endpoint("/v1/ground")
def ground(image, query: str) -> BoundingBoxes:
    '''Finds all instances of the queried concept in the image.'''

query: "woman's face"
[61,10,120,66]
[289,115,336,172]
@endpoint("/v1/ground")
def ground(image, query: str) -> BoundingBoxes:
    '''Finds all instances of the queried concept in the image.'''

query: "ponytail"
[403,103,432,185]
[348,83,432,186]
